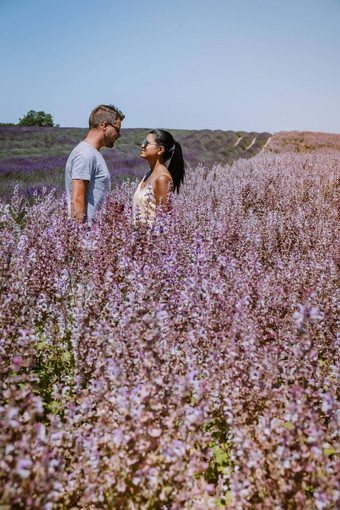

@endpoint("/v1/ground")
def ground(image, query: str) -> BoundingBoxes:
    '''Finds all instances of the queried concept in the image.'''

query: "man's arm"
[71,179,89,222]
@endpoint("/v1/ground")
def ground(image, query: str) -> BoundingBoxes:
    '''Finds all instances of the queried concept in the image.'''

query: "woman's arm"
[153,174,173,212]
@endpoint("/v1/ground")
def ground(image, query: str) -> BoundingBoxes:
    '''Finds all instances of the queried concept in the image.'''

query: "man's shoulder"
[67,142,100,164]
[71,141,97,156]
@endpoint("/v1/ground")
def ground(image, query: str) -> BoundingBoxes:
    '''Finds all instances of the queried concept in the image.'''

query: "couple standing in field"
[65,104,185,227]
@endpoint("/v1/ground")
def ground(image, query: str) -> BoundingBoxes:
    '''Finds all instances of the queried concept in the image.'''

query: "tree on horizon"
[19,110,54,127]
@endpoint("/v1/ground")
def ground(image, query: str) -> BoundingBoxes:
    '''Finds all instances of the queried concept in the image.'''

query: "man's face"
[103,119,121,148]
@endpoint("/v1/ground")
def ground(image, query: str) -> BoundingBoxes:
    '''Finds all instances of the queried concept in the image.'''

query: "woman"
[133,129,185,225]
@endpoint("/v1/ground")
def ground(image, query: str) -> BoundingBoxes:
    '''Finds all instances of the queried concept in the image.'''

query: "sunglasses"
[107,122,121,134]
[142,138,158,147]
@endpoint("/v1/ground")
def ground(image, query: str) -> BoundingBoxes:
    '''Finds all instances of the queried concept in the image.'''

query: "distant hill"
[263,131,340,153]
[0,126,271,201]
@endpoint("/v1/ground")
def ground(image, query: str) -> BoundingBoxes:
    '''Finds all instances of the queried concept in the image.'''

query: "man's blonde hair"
[89,104,125,129]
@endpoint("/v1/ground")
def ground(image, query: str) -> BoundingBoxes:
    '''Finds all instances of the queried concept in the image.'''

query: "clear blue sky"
[1,0,340,133]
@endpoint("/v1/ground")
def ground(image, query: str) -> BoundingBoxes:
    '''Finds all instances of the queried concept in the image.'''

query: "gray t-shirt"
[65,141,111,226]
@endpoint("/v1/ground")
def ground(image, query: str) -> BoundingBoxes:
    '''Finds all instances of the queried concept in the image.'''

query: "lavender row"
[0,126,271,203]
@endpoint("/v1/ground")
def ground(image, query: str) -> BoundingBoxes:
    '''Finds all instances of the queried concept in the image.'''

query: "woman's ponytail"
[168,141,185,193]
[149,129,185,193]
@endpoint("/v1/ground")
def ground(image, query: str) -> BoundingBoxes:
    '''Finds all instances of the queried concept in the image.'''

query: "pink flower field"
[0,132,339,509]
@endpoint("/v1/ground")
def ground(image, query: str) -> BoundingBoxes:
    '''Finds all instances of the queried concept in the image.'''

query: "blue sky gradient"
[1,0,339,132]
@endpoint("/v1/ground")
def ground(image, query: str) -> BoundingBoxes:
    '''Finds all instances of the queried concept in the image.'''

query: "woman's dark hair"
[149,129,185,193]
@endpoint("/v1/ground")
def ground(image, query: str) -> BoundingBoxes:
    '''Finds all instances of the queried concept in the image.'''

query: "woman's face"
[140,133,162,160]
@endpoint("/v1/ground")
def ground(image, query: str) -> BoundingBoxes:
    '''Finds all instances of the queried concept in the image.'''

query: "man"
[65,104,125,226]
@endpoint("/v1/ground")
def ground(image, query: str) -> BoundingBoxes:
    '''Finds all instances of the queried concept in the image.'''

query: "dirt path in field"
[233,136,243,147]
[261,136,273,153]
[234,134,272,153]
[246,137,256,150]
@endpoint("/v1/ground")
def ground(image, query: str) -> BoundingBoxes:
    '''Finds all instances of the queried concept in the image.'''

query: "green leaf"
[284,422,293,430]
[214,445,230,466]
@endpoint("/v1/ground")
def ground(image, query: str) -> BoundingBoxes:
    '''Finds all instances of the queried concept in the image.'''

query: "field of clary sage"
[0,132,339,509]
[0,126,270,202]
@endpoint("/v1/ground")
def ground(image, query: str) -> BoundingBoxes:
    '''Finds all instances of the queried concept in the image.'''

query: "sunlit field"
[0,126,270,202]
[0,132,339,509]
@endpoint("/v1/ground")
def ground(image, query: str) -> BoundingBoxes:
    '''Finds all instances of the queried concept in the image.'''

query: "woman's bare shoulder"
[153,173,173,190]
[155,172,172,182]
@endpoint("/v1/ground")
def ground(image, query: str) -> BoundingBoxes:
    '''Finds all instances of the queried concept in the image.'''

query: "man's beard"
[104,134,114,148]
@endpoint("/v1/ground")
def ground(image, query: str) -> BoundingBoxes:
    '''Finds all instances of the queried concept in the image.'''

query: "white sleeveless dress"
[133,173,172,225]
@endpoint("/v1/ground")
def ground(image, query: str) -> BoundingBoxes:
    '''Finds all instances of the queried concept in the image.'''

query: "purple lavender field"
[0,126,270,202]
[0,131,339,509]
